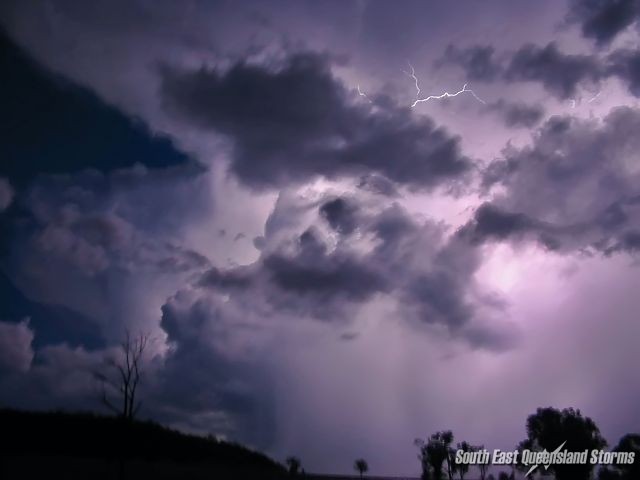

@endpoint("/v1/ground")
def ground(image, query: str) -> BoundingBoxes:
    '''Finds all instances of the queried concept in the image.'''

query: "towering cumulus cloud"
[1,0,640,476]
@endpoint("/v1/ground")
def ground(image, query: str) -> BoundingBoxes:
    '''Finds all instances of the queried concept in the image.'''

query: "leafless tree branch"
[95,330,150,421]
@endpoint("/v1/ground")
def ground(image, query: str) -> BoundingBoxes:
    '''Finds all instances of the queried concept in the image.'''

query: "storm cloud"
[567,0,640,46]
[160,52,473,190]
[0,29,189,186]
[504,42,603,99]
[0,177,13,211]
[183,191,515,350]
[439,41,604,99]
[607,48,640,97]
[474,107,640,255]
[437,44,503,82]
[486,100,546,128]
[1,0,640,476]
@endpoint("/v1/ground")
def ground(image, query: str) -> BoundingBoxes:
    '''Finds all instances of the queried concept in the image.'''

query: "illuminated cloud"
[0,0,640,475]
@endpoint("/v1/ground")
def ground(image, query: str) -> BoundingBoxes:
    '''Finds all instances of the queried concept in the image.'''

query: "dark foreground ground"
[307,476,419,480]
[0,409,286,480]
[2,455,422,480]
[0,409,428,479]
[2,456,423,480]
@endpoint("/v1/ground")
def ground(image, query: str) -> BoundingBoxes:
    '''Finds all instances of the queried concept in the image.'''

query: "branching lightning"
[357,84,372,103]
[403,62,486,107]
[403,63,422,98]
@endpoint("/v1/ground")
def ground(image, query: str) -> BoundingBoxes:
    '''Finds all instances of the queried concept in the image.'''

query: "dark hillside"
[0,409,286,479]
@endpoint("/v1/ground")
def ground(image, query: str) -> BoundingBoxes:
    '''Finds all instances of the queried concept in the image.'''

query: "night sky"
[1,0,640,476]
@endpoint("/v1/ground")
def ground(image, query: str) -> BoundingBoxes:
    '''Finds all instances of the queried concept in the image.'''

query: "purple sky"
[1,0,640,476]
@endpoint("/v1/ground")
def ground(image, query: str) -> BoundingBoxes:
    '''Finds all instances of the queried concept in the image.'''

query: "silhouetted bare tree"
[95,331,149,421]
[354,458,368,478]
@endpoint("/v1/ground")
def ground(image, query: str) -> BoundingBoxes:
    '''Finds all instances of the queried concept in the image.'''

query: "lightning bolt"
[525,440,567,478]
[587,91,601,103]
[403,63,422,98]
[568,91,600,109]
[357,84,372,103]
[403,62,486,107]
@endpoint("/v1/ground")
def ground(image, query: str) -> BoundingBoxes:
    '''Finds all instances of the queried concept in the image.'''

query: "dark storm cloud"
[184,192,515,350]
[458,203,587,253]
[156,293,277,447]
[601,229,640,254]
[439,41,603,100]
[0,178,13,211]
[12,164,211,276]
[144,200,518,446]
[0,284,275,448]
[606,48,640,96]
[437,2,640,102]
[263,228,388,304]
[7,1,639,472]
[567,0,640,46]
[460,203,538,243]
[319,197,358,235]
[0,271,103,350]
[199,265,255,290]
[356,174,400,197]
[198,228,391,322]
[463,200,640,256]
[0,333,116,413]
[0,159,213,350]
[486,100,545,128]
[440,37,640,104]
[504,42,603,99]
[397,238,481,331]
[439,39,640,107]
[472,108,640,255]
[160,52,472,190]
[206,222,390,316]
[437,44,503,82]
[0,29,189,186]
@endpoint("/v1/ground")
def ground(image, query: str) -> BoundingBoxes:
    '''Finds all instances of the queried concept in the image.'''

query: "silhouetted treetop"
[517,407,606,480]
